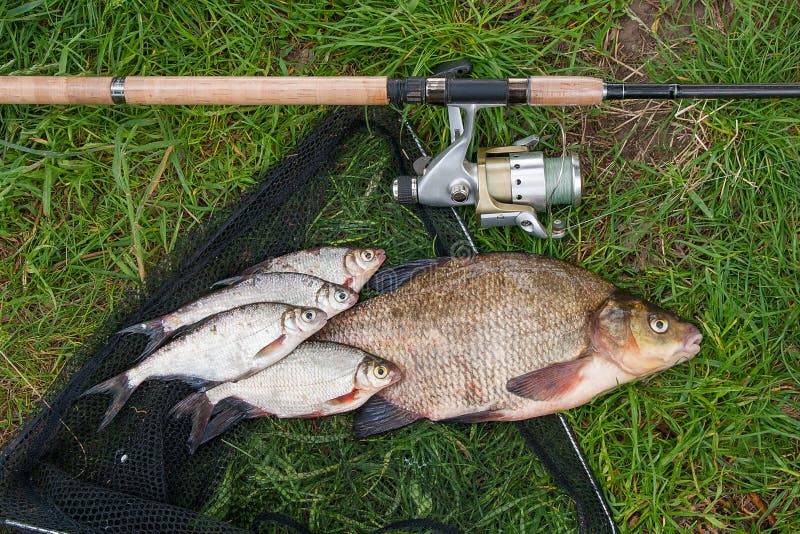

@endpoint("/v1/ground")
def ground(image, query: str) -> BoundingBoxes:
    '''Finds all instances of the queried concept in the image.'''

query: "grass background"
[1,0,798,532]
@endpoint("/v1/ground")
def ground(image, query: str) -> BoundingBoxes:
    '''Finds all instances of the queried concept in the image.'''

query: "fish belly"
[206,343,364,416]
[131,305,290,384]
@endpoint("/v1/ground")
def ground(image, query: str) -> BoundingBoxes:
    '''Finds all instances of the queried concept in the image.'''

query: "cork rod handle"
[528,76,604,106]
[0,76,390,105]
[0,75,606,106]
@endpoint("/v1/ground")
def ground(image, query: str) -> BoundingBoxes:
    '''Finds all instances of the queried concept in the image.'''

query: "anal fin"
[442,410,504,423]
[200,397,269,447]
[254,334,287,362]
[506,358,590,401]
[296,410,325,419]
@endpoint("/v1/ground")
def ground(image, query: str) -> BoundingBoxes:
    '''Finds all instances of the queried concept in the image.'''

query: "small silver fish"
[118,273,358,355]
[213,247,386,292]
[83,303,327,429]
[171,341,401,452]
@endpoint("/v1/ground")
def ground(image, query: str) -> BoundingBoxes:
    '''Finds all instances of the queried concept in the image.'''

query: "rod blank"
[604,83,800,100]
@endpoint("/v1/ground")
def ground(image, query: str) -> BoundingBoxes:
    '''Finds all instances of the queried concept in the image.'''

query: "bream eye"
[303,310,316,321]
[373,365,387,378]
[335,291,348,302]
[649,316,669,333]
[362,250,374,261]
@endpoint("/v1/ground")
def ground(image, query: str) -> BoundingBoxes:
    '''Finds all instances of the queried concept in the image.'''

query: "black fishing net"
[0,107,618,533]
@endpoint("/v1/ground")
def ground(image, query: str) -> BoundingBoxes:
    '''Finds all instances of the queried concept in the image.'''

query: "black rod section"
[387,78,524,106]
[605,83,800,100]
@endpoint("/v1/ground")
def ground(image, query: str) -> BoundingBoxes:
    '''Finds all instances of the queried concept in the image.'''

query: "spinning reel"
[392,60,581,238]
[393,102,581,238]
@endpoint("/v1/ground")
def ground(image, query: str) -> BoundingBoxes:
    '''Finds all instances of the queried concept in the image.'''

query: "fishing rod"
[3,60,800,237]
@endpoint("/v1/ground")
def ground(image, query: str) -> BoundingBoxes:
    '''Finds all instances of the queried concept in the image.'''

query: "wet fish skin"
[83,303,328,430]
[213,247,386,292]
[118,273,357,355]
[171,341,401,452]
[316,253,703,436]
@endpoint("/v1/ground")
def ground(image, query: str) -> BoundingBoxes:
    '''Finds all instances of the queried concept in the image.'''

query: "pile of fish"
[83,247,398,452]
[84,248,703,452]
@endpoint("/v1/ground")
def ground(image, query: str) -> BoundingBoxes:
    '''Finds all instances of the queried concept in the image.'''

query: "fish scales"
[130,303,296,384]
[171,341,401,452]
[161,273,353,331]
[83,302,327,430]
[204,342,393,415]
[318,254,616,420]
[215,247,386,292]
[119,273,356,355]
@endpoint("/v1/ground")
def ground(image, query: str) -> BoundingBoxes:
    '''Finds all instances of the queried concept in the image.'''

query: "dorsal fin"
[367,258,451,293]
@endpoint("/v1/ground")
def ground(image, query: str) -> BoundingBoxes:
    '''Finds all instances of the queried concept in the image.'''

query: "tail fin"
[118,317,164,337]
[170,392,214,454]
[198,398,266,448]
[81,373,136,430]
[118,318,170,360]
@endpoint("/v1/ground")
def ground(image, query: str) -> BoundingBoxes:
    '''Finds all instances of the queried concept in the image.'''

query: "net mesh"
[0,107,616,533]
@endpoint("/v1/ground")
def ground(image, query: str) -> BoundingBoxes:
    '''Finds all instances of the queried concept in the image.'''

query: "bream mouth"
[680,331,703,358]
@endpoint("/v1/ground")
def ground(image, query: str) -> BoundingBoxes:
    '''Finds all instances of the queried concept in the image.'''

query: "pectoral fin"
[328,388,359,405]
[254,334,287,362]
[506,358,590,401]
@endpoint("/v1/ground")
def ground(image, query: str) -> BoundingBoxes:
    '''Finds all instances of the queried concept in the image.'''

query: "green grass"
[1,0,798,532]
